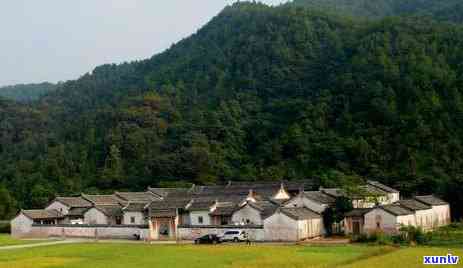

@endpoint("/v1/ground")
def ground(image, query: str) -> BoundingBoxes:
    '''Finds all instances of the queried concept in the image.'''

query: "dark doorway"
[353,221,360,235]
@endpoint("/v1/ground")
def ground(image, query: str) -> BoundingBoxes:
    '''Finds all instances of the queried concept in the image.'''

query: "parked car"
[220,230,246,242]
[194,234,221,244]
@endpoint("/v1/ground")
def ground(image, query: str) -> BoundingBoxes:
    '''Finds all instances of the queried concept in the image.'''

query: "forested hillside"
[0,82,57,102]
[294,0,463,23]
[1,2,463,220]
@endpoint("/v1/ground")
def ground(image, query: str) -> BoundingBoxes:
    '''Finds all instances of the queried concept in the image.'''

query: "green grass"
[0,234,44,247]
[0,243,460,268]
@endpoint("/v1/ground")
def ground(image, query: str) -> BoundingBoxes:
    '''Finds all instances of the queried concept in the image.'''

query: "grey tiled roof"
[92,206,123,217]
[344,208,372,217]
[303,191,336,205]
[279,207,321,220]
[54,197,92,208]
[210,202,237,216]
[247,201,279,218]
[186,199,216,211]
[396,199,431,211]
[147,187,191,199]
[367,180,399,193]
[150,209,177,218]
[414,195,448,206]
[82,194,125,206]
[22,209,63,220]
[321,188,345,198]
[381,204,414,216]
[115,192,160,202]
[122,202,149,212]
[67,207,90,217]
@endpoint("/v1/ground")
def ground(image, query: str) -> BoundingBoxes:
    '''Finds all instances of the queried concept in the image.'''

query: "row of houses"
[11,180,451,241]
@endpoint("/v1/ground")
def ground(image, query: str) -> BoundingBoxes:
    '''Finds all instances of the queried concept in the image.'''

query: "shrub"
[0,222,10,233]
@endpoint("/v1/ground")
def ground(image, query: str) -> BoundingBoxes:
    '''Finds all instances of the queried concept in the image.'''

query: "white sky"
[0,0,287,86]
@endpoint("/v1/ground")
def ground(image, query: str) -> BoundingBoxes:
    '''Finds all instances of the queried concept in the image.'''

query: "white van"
[220,230,246,242]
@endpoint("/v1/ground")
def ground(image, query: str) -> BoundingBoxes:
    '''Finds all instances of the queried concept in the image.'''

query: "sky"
[0,0,287,87]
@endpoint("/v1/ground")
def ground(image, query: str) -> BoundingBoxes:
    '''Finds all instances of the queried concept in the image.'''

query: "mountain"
[293,0,463,23]
[1,2,463,220]
[0,82,57,102]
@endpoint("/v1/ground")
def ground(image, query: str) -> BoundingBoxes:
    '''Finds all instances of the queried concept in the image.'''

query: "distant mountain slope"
[1,3,463,219]
[0,82,57,102]
[293,0,463,23]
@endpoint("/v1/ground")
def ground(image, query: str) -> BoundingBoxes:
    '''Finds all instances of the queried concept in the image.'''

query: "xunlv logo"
[423,254,459,265]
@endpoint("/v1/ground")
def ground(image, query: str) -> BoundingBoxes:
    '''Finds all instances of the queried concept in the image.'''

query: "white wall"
[388,193,400,204]
[84,208,108,225]
[432,204,451,228]
[45,201,70,215]
[415,209,434,231]
[264,212,299,241]
[123,212,145,225]
[263,212,323,241]
[232,205,262,225]
[11,214,33,238]
[189,211,211,225]
[364,208,400,234]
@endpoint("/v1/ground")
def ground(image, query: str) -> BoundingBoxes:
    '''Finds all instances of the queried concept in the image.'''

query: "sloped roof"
[321,188,345,198]
[279,207,321,220]
[90,206,123,217]
[414,195,448,206]
[67,207,90,217]
[247,201,279,218]
[186,199,216,211]
[367,180,399,193]
[380,204,414,216]
[122,202,149,212]
[81,194,125,206]
[150,209,177,218]
[303,191,336,205]
[396,199,431,211]
[344,208,372,217]
[54,197,92,208]
[115,192,160,202]
[210,202,237,216]
[147,187,191,199]
[22,209,63,220]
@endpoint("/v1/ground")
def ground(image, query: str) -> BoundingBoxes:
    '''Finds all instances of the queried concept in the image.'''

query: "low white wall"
[23,225,149,240]
[178,226,264,241]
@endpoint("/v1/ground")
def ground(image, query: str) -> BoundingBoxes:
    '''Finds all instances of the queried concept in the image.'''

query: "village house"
[10,179,452,241]
[45,196,92,224]
[414,195,451,228]
[11,210,64,237]
[396,199,434,231]
[81,194,126,225]
[344,208,371,235]
[364,204,416,234]
[284,190,336,213]
[264,207,323,241]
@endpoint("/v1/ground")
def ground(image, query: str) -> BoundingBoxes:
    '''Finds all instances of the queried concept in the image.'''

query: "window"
[130,217,135,224]
[115,216,122,225]
[198,216,203,224]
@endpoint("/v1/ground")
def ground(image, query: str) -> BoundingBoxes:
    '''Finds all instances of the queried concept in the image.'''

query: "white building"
[364,204,415,234]
[414,195,451,228]
[264,207,323,241]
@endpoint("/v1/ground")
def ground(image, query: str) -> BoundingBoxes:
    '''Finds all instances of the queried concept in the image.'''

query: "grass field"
[0,234,44,247]
[0,243,461,268]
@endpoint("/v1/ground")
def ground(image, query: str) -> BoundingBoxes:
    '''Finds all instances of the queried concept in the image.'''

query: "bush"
[0,222,10,233]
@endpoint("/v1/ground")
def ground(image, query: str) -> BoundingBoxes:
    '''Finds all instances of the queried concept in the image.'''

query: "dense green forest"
[0,82,57,102]
[294,0,463,23]
[1,1,463,220]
